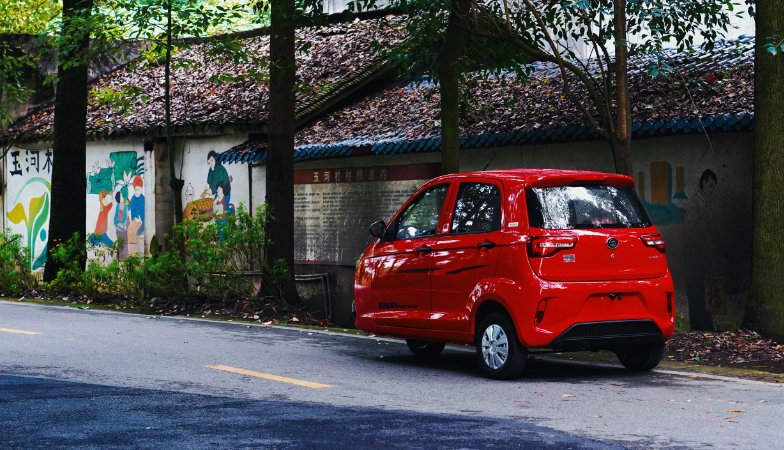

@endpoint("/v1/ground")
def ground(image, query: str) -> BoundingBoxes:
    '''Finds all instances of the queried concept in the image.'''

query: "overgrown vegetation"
[43,204,290,305]
[0,230,38,296]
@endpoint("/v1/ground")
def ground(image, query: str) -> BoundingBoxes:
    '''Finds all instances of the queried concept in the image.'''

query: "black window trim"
[386,182,452,241]
[446,180,503,236]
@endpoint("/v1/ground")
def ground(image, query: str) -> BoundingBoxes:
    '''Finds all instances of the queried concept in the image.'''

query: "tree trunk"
[43,0,93,282]
[608,134,633,177]
[743,0,784,342]
[438,0,468,175]
[266,0,299,302]
[612,0,633,177]
[165,0,184,226]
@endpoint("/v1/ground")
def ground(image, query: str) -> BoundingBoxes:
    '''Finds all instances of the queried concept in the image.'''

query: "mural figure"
[127,176,145,255]
[89,190,115,247]
[182,150,234,220]
[205,150,231,207]
[114,189,129,259]
[213,181,229,216]
[87,151,144,258]
[185,183,195,204]
[683,169,718,331]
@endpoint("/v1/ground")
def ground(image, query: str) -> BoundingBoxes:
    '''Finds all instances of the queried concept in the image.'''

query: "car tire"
[475,313,527,380]
[615,340,666,372]
[406,339,446,358]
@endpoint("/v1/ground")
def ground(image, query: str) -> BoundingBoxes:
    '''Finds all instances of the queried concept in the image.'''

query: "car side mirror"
[369,220,387,239]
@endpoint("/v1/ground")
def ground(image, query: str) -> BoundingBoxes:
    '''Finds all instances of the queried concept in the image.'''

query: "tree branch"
[521,0,609,134]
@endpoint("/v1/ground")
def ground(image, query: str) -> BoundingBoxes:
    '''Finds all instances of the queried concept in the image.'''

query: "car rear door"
[372,182,452,329]
[525,184,669,282]
[430,179,504,332]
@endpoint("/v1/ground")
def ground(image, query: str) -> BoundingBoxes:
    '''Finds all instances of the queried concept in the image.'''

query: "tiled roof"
[217,36,755,164]
[1,15,406,145]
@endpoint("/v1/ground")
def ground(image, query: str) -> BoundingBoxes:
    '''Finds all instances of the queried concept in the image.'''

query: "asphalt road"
[2,302,783,449]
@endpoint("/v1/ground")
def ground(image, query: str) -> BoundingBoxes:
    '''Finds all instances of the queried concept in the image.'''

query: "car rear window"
[526,185,652,229]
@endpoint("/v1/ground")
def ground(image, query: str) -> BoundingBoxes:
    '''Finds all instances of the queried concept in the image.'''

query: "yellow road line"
[205,365,332,388]
[0,327,41,335]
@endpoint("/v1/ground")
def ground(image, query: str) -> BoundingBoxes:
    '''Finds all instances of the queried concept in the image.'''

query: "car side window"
[450,182,501,234]
[395,184,450,239]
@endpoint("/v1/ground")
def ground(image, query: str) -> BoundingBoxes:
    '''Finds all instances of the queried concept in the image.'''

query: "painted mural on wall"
[86,151,146,258]
[5,148,53,271]
[183,150,234,220]
[635,153,751,332]
[638,162,686,225]
[683,169,725,330]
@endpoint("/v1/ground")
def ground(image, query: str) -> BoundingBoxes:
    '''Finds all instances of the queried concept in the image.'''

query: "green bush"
[0,229,38,295]
[81,238,144,300]
[47,204,289,303]
[46,233,86,296]
[169,203,288,299]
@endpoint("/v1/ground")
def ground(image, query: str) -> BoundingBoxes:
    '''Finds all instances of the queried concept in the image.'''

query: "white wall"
[250,164,267,214]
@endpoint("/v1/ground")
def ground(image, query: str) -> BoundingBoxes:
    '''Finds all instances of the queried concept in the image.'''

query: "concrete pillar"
[152,140,174,253]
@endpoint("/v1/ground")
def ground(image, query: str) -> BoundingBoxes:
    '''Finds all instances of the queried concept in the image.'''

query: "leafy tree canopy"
[0,0,62,34]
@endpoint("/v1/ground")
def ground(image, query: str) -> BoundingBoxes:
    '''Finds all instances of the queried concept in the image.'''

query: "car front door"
[372,182,452,329]
[430,180,504,332]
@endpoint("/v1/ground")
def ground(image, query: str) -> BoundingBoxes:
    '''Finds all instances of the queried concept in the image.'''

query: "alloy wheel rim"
[481,324,509,369]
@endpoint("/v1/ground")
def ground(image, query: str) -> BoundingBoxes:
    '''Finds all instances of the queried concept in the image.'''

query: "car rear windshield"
[526,185,652,229]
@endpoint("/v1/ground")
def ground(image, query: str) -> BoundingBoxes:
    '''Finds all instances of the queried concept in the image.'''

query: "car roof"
[429,168,635,188]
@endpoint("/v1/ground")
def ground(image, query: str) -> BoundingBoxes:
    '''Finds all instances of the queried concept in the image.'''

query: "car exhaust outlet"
[534,300,547,327]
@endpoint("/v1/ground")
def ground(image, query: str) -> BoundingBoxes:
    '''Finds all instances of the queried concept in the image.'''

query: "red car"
[354,169,674,379]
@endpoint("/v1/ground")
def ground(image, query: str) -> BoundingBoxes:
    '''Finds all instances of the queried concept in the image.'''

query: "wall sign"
[294,163,440,265]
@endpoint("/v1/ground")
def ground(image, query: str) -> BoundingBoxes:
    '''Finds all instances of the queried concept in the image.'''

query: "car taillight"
[667,292,673,317]
[529,236,577,257]
[640,234,666,253]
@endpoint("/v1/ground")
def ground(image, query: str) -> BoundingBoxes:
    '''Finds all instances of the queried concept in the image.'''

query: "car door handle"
[416,246,432,254]
[477,242,496,249]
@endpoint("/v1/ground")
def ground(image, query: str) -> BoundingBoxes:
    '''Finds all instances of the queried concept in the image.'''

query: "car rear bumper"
[516,273,675,348]
[547,319,663,351]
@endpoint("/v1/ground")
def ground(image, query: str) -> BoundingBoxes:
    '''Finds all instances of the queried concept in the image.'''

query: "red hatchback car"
[354,169,675,379]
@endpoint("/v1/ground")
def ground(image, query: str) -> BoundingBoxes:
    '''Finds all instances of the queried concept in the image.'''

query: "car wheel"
[615,341,666,372]
[406,339,446,358]
[475,313,527,380]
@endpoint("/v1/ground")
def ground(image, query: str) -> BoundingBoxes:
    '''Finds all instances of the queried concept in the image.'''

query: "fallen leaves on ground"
[665,330,784,374]
[11,289,333,327]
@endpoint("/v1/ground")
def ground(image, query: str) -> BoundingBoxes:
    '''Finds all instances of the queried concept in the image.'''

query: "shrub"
[0,229,38,295]
[82,238,144,300]
[169,203,289,299]
[46,233,86,296]
[47,204,289,303]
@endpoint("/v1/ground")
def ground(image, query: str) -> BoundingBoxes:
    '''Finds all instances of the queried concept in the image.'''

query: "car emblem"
[606,237,619,249]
